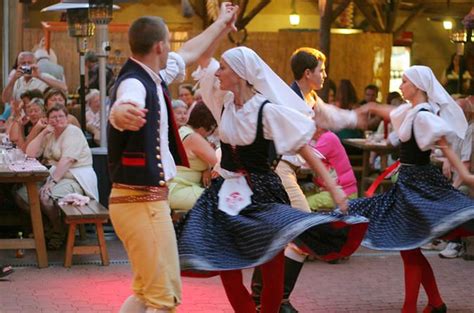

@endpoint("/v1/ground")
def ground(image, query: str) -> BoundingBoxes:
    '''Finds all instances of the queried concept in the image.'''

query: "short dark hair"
[187,102,217,132]
[179,84,194,95]
[20,89,43,101]
[85,51,98,63]
[365,84,379,93]
[46,103,68,118]
[129,16,167,55]
[290,47,326,80]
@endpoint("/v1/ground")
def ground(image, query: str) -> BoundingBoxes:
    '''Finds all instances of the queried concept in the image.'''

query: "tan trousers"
[109,188,181,312]
[275,161,311,212]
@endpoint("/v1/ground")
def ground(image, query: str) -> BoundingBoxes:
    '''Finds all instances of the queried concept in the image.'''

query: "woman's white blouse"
[390,103,456,151]
[193,58,315,155]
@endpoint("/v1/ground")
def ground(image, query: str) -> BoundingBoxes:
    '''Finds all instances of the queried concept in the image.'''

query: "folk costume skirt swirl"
[349,164,474,251]
[177,171,368,273]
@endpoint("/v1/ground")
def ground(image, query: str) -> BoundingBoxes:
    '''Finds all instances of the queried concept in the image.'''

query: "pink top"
[309,131,358,196]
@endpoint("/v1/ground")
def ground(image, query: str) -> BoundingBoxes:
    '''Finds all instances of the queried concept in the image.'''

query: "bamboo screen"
[23,27,392,102]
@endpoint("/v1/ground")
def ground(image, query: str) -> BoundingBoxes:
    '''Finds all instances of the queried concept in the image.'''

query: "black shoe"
[424,303,447,313]
[279,300,299,313]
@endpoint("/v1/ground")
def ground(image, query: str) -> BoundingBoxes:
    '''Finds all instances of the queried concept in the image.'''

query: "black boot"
[251,267,263,312]
[279,257,304,313]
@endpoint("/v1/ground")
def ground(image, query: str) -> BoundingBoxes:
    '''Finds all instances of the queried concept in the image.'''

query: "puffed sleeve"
[192,58,231,124]
[390,103,411,133]
[159,52,186,85]
[413,111,456,151]
[262,103,315,155]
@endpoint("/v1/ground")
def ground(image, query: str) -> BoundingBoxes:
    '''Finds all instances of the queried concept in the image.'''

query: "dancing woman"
[350,65,474,313]
[177,45,369,313]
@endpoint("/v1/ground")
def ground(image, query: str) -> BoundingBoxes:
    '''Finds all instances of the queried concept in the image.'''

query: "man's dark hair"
[129,16,167,55]
[85,51,98,63]
[187,101,217,132]
[20,89,43,101]
[365,84,379,93]
[290,47,326,81]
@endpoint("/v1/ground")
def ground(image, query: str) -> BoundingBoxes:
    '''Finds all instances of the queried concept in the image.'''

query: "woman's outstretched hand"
[331,187,348,213]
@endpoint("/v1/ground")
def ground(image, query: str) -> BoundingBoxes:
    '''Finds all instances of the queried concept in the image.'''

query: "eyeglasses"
[49,115,67,121]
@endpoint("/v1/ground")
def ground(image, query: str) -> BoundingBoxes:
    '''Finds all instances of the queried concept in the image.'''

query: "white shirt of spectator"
[12,73,56,101]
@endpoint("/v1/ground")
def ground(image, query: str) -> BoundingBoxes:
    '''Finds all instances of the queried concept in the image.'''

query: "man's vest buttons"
[159,172,165,178]
[156,146,160,151]
[156,154,161,160]
[159,180,166,186]
[158,163,163,168]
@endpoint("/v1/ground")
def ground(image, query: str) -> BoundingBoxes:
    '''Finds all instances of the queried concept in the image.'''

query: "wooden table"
[0,165,49,268]
[342,138,398,192]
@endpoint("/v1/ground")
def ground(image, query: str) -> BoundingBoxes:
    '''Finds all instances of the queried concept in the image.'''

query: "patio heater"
[41,0,95,132]
[89,0,114,148]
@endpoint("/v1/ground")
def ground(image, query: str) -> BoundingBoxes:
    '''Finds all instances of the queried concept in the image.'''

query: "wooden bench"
[57,200,110,268]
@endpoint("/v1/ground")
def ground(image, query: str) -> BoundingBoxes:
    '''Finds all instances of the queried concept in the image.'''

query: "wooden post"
[319,0,333,102]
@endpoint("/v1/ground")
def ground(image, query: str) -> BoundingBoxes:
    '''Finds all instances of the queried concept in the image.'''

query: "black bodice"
[399,109,431,165]
[220,101,274,174]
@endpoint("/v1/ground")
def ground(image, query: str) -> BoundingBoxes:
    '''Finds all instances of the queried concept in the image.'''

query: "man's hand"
[110,103,148,131]
[354,104,372,130]
[217,2,239,32]
[31,64,41,79]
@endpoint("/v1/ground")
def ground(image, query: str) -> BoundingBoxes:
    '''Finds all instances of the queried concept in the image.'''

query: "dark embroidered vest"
[107,58,188,186]
[220,101,273,174]
[399,109,431,165]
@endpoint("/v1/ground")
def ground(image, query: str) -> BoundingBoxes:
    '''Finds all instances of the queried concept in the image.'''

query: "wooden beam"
[394,4,425,38]
[371,0,386,31]
[386,0,400,33]
[331,0,351,23]
[236,0,271,30]
[353,0,384,32]
[237,0,249,23]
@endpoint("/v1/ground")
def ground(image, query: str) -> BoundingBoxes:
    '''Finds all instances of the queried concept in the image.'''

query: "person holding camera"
[1,51,67,103]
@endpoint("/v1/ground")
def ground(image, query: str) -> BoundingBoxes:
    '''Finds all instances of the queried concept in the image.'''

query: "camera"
[19,65,32,75]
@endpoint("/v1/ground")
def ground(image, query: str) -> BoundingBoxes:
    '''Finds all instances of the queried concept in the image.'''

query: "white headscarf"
[221,47,312,116]
[404,65,467,139]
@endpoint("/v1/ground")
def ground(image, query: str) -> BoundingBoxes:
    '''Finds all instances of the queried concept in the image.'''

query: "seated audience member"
[5,89,44,131]
[359,84,382,130]
[169,102,218,211]
[436,96,474,259]
[178,83,195,109]
[2,51,67,103]
[84,51,115,96]
[305,126,358,211]
[0,103,11,127]
[441,53,471,95]
[8,97,47,151]
[44,88,80,128]
[85,89,101,145]
[172,99,188,128]
[334,80,364,159]
[18,104,98,250]
[369,91,404,169]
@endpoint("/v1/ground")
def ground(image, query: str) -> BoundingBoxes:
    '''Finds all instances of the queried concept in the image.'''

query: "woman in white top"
[350,65,474,313]
[177,46,369,313]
